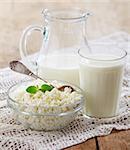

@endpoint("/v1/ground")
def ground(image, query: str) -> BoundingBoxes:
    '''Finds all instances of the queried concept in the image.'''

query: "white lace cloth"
[0,32,130,150]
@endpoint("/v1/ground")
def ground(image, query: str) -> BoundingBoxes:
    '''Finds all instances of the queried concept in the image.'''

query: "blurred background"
[0,0,130,68]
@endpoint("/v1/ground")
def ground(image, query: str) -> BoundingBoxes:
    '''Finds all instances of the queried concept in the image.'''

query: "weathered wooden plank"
[64,138,97,150]
[97,130,130,150]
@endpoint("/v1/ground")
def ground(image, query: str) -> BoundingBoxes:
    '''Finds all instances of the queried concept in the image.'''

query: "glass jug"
[20,9,90,86]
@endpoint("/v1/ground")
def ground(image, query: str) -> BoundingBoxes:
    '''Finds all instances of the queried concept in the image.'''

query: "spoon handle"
[9,60,75,92]
[9,60,47,83]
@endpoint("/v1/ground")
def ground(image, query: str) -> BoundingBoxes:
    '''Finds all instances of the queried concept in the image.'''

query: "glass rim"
[42,8,91,22]
[78,47,127,62]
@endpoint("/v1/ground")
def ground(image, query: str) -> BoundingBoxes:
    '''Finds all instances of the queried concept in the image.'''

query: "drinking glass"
[78,43,127,118]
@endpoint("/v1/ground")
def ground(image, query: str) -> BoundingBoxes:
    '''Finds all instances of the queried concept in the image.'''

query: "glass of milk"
[78,43,127,118]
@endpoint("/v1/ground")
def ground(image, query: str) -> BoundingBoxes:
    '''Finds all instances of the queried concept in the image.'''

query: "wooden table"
[65,130,130,150]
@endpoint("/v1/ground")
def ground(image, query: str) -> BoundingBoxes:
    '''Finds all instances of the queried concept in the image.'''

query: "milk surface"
[79,54,124,118]
[38,54,79,86]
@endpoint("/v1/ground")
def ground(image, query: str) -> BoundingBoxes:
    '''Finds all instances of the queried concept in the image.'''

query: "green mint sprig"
[26,84,54,94]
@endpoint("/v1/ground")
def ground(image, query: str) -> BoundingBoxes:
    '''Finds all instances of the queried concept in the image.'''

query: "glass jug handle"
[19,25,45,73]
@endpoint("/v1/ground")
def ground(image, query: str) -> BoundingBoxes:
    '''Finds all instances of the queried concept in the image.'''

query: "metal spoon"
[9,60,74,92]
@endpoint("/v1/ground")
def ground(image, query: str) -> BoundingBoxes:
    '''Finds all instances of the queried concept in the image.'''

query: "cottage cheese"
[9,80,83,130]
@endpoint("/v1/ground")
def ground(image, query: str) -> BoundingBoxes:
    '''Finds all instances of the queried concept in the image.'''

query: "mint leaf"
[26,84,54,94]
[26,86,38,94]
[40,84,54,92]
